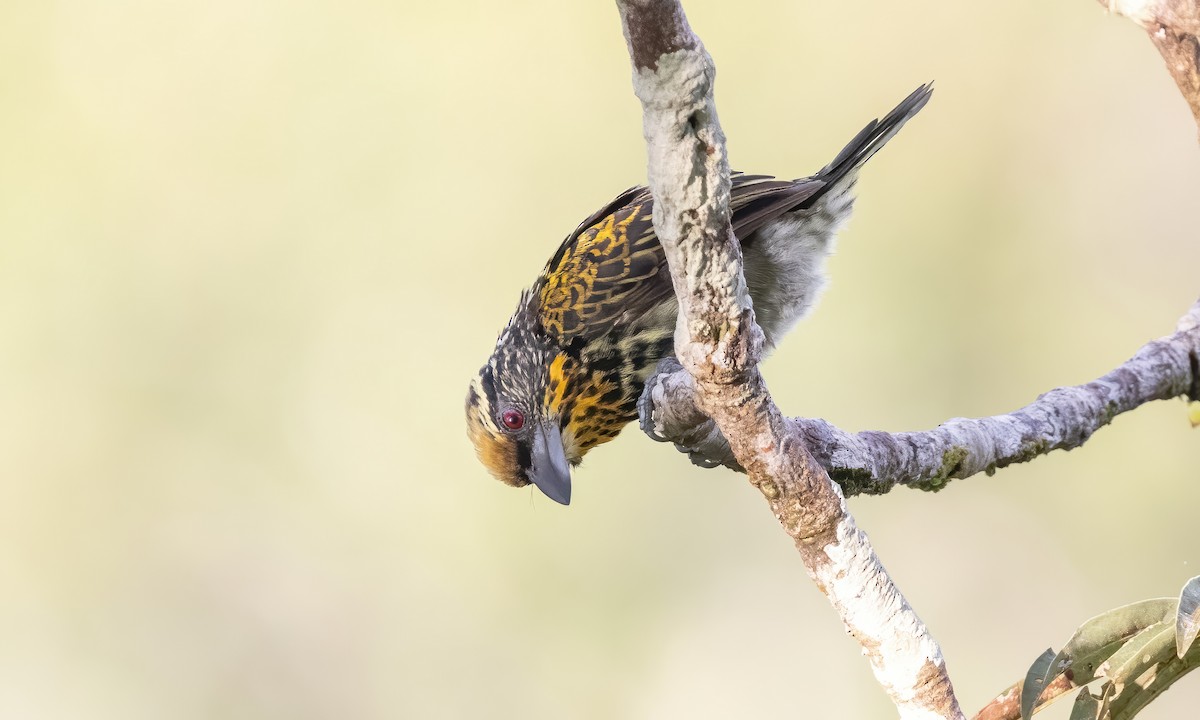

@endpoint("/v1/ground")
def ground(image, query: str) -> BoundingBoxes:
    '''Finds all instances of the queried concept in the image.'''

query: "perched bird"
[466,85,931,505]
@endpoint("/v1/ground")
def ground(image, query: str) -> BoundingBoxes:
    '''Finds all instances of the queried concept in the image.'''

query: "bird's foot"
[637,357,742,471]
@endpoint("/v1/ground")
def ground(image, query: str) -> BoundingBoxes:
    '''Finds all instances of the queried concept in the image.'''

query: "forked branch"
[614,1,964,717]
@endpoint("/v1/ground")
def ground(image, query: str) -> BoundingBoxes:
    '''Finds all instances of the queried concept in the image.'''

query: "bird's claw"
[637,357,685,443]
[637,357,741,471]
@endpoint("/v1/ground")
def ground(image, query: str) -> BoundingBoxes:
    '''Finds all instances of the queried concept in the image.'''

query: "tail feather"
[809,83,932,194]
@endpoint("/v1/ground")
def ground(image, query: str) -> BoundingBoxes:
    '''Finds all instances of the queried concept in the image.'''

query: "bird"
[466,85,931,505]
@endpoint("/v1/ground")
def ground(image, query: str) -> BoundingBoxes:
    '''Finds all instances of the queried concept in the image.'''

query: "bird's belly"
[743,205,847,348]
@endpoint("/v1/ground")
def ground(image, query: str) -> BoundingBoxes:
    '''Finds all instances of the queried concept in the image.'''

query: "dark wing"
[536,190,661,342]
[535,174,824,342]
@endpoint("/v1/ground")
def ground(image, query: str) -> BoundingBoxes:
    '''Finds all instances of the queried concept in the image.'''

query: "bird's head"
[465,321,581,505]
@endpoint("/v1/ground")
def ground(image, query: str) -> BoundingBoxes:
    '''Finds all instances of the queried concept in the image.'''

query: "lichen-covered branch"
[640,299,1200,495]
[615,1,963,717]
[1102,0,1200,139]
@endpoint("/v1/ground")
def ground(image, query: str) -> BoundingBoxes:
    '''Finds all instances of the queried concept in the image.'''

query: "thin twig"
[640,299,1200,495]
[972,675,1076,720]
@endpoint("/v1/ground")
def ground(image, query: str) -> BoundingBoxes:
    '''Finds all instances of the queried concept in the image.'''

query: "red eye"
[500,408,525,431]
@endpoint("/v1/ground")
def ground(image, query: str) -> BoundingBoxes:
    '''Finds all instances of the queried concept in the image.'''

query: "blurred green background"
[1,1,1197,718]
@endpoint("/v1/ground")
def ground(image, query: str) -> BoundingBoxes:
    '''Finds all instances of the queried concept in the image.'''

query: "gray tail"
[810,83,932,195]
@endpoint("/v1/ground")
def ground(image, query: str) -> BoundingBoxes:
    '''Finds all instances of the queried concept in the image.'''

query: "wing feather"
[536,173,819,342]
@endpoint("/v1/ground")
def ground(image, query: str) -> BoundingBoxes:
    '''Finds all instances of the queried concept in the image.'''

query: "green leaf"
[1019,599,1175,720]
[1068,689,1102,720]
[1176,575,1200,658]
[1106,638,1200,719]
[1050,599,1176,683]
[1096,620,1175,702]
[1020,648,1056,720]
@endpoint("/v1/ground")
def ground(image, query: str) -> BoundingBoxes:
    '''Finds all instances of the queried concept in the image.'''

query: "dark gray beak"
[530,420,572,505]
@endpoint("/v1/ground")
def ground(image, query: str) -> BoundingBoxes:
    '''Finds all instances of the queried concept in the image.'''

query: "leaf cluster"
[1012,577,1200,720]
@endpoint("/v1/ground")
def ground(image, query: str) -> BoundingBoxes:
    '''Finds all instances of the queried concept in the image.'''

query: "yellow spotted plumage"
[466,85,932,504]
[538,202,661,340]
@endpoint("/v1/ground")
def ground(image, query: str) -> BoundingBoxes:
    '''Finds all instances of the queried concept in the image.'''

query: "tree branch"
[615,1,963,717]
[971,674,1075,720]
[640,299,1200,495]
[1102,0,1200,139]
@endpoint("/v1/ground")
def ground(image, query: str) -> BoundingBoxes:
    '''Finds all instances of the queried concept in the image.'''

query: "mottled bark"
[640,300,1200,495]
[615,1,964,717]
[1102,0,1200,139]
